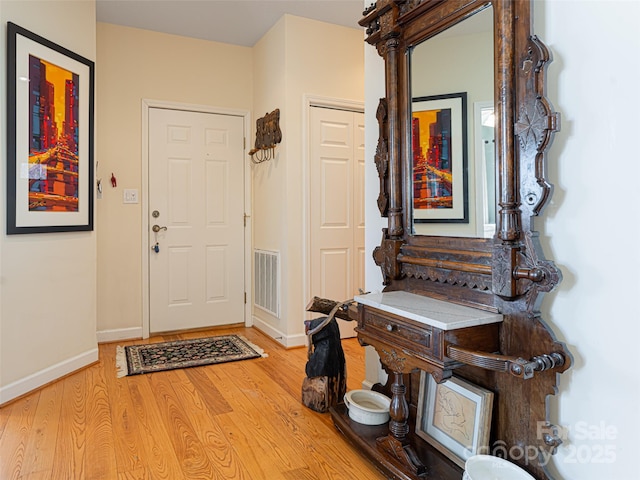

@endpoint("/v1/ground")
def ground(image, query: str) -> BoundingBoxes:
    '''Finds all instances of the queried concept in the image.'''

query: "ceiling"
[96,0,365,47]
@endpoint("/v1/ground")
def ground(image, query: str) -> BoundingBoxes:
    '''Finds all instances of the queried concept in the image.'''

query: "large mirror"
[410,6,494,238]
[363,0,559,293]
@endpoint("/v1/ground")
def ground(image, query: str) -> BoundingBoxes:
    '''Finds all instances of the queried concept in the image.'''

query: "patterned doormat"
[116,334,267,377]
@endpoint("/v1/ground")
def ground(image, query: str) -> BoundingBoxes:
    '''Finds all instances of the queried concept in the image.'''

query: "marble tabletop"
[354,291,503,331]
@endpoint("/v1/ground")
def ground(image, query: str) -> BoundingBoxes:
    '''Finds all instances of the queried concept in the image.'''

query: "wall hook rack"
[249,108,282,164]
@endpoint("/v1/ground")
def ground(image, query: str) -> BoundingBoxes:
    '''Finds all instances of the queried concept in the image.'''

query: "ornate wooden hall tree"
[329,1,571,479]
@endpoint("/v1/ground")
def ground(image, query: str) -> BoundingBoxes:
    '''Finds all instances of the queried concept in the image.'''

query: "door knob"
[152,225,167,233]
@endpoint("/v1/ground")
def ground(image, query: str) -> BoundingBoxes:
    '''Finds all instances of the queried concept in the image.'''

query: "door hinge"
[244,292,247,304]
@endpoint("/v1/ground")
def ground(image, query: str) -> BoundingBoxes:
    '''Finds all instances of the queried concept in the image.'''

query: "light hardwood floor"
[0,326,387,480]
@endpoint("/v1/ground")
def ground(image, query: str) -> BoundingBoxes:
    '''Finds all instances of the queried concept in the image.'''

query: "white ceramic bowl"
[464,455,535,480]
[344,389,391,425]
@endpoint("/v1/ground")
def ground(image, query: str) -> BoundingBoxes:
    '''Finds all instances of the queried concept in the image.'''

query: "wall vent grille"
[254,249,280,318]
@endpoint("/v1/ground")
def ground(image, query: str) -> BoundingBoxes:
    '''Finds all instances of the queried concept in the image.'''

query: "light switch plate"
[123,189,139,204]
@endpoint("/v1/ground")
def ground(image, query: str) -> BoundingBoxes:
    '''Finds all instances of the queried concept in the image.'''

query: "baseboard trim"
[0,348,99,405]
[96,327,143,344]
[285,332,307,348]
[251,316,307,348]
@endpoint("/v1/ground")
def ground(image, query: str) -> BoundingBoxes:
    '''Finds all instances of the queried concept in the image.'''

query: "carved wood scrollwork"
[375,98,390,216]
[492,243,519,297]
[372,229,403,285]
[398,0,427,16]
[516,35,561,222]
[379,348,407,372]
[402,262,492,290]
[516,98,555,152]
[492,232,562,300]
[517,231,562,304]
[401,249,493,290]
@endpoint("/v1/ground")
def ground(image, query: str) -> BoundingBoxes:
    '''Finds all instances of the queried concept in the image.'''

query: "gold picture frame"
[416,372,493,468]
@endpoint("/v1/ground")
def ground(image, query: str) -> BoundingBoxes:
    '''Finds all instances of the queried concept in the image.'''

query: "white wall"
[0,0,98,403]
[251,15,364,346]
[95,23,253,341]
[251,16,288,340]
[363,1,639,478]
[536,1,639,478]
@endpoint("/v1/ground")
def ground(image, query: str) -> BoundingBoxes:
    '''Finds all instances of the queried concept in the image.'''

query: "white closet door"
[309,107,365,338]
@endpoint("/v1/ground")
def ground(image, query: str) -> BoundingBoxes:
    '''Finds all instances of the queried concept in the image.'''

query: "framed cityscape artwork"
[7,22,94,234]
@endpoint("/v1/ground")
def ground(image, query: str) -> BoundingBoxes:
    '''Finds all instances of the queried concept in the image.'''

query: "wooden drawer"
[361,309,436,358]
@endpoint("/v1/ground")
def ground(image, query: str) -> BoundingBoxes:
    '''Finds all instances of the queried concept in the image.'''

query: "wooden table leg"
[376,371,426,476]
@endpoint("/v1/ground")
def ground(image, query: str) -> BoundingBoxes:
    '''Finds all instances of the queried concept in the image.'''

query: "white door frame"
[302,94,364,323]
[141,99,252,338]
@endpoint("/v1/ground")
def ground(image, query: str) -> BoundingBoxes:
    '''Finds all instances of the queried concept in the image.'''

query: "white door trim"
[141,99,252,339]
[302,94,364,324]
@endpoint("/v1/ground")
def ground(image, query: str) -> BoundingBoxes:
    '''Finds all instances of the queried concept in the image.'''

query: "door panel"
[149,108,244,333]
[310,107,365,338]
[168,247,190,304]
[322,159,350,226]
[320,249,351,302]
[205,246,227,302]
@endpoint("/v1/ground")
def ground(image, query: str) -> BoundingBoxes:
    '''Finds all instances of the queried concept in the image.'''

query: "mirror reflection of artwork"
[412,93,468,223]
[413,108,453,210]
[28,55,79,212]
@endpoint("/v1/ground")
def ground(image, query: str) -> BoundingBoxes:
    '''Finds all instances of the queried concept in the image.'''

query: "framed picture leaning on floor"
[416,372,493,468]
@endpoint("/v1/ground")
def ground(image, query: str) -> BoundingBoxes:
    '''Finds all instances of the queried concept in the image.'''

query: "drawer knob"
[386,324,397,332]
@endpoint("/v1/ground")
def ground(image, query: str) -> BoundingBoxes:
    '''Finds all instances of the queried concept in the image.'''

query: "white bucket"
[344,389,391,425]
[464,455,535,480]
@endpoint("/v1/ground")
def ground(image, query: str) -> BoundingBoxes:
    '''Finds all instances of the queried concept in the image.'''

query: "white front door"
[309,106,365,338]
[148,108,245,333]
